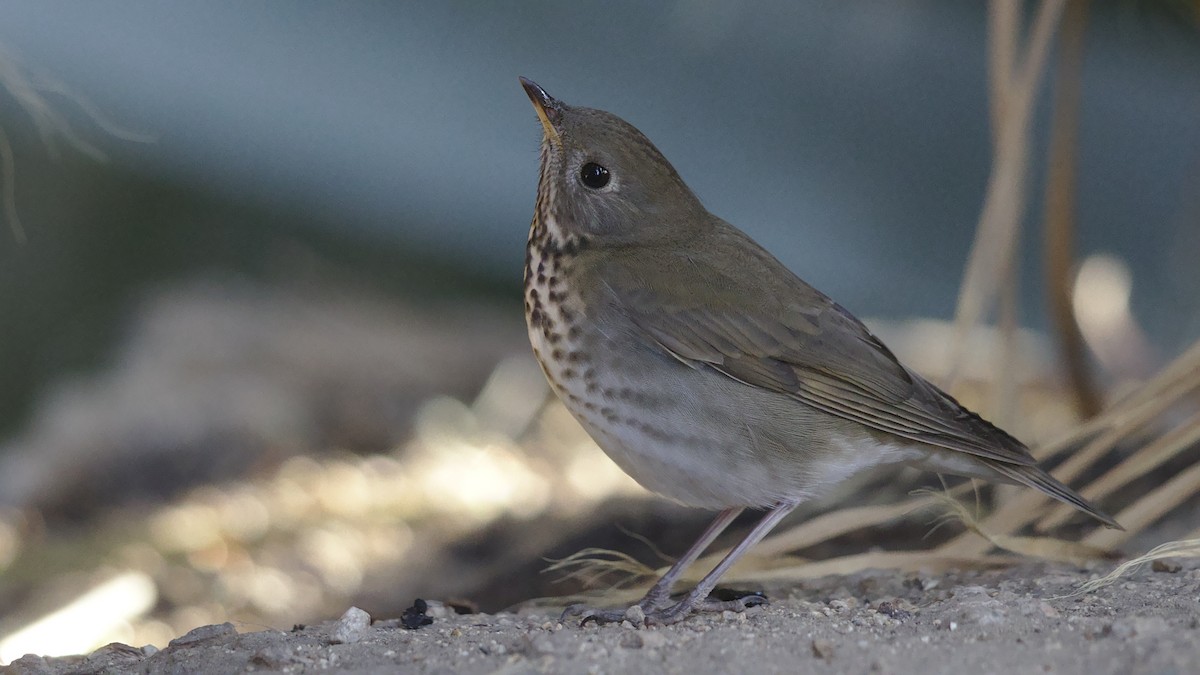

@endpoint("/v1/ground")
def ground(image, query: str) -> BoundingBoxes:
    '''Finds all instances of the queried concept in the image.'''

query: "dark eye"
[579,162,610,189]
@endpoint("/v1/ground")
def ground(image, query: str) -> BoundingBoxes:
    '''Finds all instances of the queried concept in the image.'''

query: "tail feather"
[986,461,1123,530]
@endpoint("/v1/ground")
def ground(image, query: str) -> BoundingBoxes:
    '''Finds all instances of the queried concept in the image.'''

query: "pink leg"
[563,507,743,622]
[652,499,799,624]
[638,507,744,609]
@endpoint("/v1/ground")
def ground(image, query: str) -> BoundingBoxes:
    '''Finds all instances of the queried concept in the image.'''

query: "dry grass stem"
[918,489,1109,565]
[945,0,1066,391]
[1063,538,1200,597]
[942,339,1200,552]
[1049,376,1199,485]
[541,548,657,590]
[752,492,957,558]
[0,43,154,243]
[1038,412,1200,530]
[0,124,20,242]
[1043,0,1101,418]
[1083,461,1200,550]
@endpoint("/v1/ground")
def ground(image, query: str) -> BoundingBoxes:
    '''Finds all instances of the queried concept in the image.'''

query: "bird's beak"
[520,76,561,143]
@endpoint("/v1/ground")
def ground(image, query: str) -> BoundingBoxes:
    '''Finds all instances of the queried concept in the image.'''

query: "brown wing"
[614,263,1037,467]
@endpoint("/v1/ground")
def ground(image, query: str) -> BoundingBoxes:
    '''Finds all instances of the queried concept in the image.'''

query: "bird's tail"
[985,460,1123,530]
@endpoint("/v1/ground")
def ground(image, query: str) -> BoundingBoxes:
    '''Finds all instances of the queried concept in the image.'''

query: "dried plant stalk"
[1064,538,1200,597]
[1083,461,1200,550]
[1037,412,1200,530]
[918,489,1109,565]
[753,491,957,558]
[945,0,1066,391]
[1043,0,1101,418]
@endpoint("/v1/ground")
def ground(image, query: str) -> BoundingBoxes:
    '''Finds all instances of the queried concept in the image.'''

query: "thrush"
[519,77,1118,626]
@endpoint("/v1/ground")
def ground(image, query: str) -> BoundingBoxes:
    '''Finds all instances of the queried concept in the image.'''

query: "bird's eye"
[579,162,610,189]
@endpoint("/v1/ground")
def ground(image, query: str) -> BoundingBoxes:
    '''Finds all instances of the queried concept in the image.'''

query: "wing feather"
[633,299,1036,467]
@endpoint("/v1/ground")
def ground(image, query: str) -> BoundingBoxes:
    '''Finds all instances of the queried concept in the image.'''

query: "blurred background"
[0,0,1197,662]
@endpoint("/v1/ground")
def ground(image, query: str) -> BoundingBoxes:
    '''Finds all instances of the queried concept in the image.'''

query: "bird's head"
[521,77,705,247]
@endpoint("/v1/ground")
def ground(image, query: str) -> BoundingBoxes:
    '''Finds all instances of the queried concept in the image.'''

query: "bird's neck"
[529,173,590,255]
[526,209,590,276]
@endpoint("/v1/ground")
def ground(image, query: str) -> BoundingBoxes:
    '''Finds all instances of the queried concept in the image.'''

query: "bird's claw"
[692,589,768,613]
[563,589,768,627]
[560,604,627,626]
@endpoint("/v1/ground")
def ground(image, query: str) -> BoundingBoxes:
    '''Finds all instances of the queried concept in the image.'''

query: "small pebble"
[250,644,297,668]
[623,604,646,626]
[1152,559,1182,573]
[169,622,237,648]
[640,631,667,649]
[811,637,835,661]
[330,607,372,644]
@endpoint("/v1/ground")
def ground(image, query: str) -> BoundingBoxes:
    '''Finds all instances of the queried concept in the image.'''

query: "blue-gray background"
[0,1,1197,436]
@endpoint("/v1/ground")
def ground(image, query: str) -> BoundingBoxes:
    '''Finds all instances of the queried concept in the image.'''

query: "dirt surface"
[5,560,1197,675]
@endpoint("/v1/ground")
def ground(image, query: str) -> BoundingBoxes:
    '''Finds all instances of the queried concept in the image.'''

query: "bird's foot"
[562,589,767,627]
[650,589,768,625]
[560,605,629,626]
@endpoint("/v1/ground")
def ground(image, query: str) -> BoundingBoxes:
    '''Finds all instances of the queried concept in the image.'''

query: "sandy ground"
[5,560,1197,675]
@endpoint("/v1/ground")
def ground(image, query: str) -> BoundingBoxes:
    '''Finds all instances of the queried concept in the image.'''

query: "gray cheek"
[580,201,623,237]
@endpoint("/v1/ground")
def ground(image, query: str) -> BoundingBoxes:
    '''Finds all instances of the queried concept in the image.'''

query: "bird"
[518,77,1118,626]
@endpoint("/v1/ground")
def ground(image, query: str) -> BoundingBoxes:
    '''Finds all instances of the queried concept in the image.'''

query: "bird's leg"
[563,507,743,624]
[648,499,799,625]
[637,507,744,610]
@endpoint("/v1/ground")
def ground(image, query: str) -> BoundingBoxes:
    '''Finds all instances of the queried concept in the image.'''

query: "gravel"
[5,561,1197,675]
